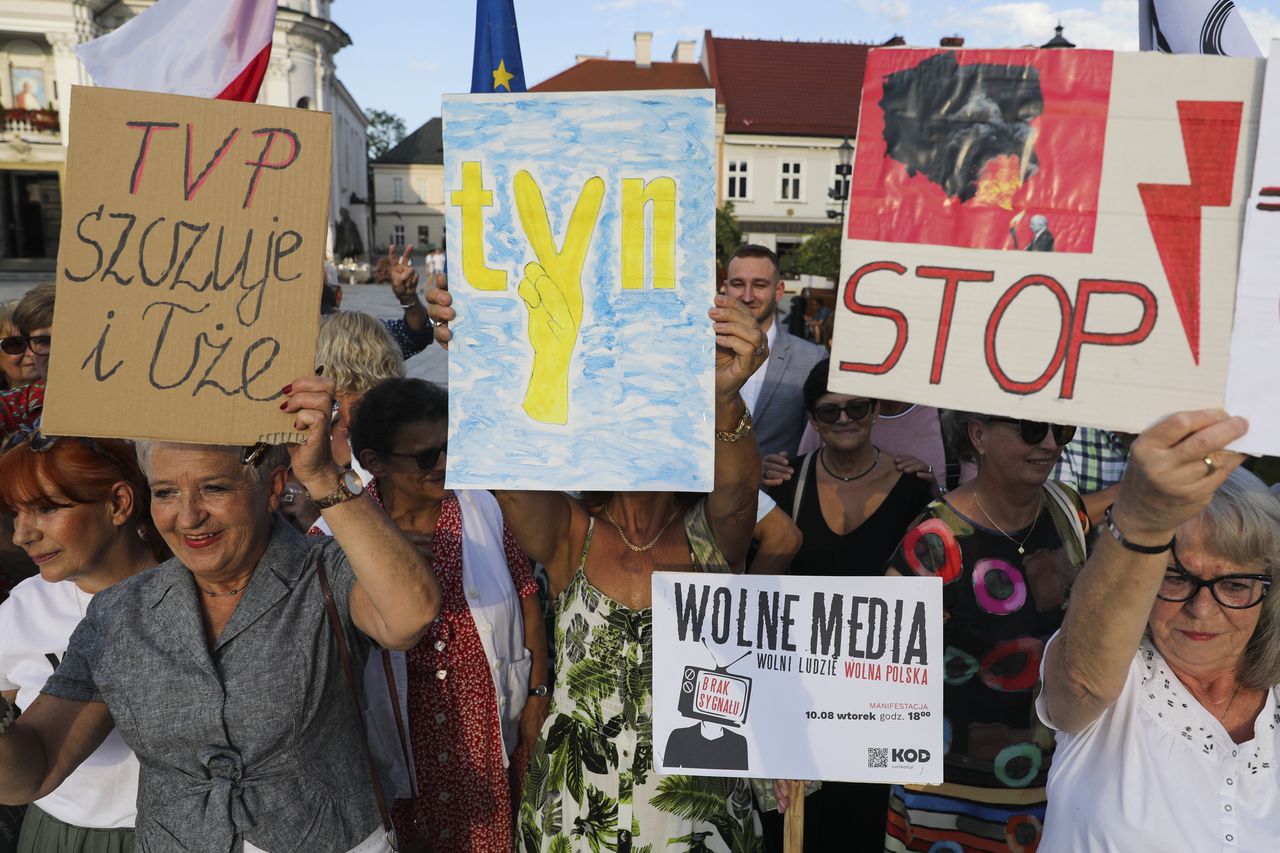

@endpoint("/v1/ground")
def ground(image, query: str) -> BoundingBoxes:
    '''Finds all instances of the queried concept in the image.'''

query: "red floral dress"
[394,494,536,852]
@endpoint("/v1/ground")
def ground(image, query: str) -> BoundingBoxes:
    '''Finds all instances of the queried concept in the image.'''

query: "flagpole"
[1138,0,1153,51]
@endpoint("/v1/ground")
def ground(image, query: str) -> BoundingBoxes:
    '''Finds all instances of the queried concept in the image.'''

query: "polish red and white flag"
[76,0,276,102]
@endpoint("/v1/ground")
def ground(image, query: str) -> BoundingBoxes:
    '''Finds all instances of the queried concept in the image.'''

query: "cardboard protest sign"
[830,49,1263,433]
[442,90,716,492]
[652,573,943,783]
[1226,41,1280,455]
[42,87,331,444]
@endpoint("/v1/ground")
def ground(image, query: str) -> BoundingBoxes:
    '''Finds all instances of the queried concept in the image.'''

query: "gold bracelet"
[715,409,753,443]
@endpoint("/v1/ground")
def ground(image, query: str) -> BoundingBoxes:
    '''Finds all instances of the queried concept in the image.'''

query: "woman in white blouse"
[1038,410,1280,851]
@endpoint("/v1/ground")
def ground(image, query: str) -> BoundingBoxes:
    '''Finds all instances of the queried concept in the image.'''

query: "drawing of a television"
[678,665,752,727]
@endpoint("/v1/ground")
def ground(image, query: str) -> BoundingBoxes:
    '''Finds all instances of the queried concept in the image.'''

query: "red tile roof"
[531,58,709,92]
[705,31,872,138]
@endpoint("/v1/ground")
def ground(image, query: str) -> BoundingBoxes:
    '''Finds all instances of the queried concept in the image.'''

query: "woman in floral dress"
[423,281,769,853]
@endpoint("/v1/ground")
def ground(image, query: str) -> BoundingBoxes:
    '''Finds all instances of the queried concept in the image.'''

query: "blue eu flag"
[471,0,526,93]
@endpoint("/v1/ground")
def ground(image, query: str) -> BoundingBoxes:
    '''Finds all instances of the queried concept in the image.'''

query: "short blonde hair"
[315,311,404,398]
[0,300,17,336]
[13,282,55,333]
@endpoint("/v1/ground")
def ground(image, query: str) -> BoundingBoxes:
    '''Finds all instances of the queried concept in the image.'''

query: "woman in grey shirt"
[0,374,442,853]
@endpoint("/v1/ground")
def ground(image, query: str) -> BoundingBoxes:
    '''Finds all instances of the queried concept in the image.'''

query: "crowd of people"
[0,242,1276,853]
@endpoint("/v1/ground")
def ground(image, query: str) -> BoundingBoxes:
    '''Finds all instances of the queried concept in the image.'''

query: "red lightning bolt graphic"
[1137,101,1243,365]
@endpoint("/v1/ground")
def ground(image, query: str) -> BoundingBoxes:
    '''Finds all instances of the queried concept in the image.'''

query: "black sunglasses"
[987,417,1076,446]
[387,442,448,471]
[1157,543,1272,609]
[0,334,50,356]
[813,399,875,424]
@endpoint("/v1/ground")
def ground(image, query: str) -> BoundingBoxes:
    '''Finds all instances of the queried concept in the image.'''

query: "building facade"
[0,0,369,271]
[370,117,445,256]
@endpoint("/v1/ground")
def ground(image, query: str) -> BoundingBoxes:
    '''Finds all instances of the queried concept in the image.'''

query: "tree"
[716,202,742,270]
[366,109,407,160]
[781,227,842,282]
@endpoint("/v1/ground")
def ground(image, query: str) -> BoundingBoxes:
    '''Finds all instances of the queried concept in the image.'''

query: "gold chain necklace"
[974,492,1040,556]
[602,503,682,553]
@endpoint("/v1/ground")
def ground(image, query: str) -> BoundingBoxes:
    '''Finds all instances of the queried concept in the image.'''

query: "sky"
[332,0,1280,132]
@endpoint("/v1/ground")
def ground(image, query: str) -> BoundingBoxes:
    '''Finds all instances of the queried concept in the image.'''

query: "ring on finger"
[1204,455,1216,476]
[753,344,768,359]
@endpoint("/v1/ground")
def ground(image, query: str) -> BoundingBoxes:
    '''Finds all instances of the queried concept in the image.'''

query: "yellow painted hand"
[512,170,605,424]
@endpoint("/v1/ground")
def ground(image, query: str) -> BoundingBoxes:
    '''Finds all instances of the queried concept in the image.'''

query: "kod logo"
[891,748,931,763]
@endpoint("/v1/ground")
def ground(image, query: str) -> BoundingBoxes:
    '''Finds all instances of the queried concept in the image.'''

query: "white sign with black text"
[652,572,943,783]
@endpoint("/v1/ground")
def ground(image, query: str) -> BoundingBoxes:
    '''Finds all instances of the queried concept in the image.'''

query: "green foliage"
[651,775,731,824]
[367,109,407,159]
[780,227,842,282]
[716,202,742,269]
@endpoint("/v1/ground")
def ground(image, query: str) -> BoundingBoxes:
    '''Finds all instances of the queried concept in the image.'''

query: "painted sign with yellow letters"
[442,90,716,491]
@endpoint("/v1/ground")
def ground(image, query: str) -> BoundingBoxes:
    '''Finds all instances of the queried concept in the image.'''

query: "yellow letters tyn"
[620,177,676,290]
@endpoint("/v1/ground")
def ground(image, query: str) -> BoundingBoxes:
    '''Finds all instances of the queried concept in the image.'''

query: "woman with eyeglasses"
[349,377,547,853]
[762,360,933,850]
[882,411,1089,853]
[0,430,167,853]
[1037,412,1280,850]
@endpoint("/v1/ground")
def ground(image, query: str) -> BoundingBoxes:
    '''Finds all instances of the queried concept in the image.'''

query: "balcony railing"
[2,109,59,135]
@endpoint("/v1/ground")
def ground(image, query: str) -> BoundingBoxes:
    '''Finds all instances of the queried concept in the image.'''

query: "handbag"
[317,553,430,853]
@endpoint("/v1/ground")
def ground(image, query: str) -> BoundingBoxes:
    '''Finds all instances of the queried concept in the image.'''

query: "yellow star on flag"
[492,59,515,92]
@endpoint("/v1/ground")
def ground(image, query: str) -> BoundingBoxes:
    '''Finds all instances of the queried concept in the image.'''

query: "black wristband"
[1103,506,1174,554]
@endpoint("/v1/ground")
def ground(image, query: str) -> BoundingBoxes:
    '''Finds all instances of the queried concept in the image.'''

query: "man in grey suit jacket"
[723,245,829,458]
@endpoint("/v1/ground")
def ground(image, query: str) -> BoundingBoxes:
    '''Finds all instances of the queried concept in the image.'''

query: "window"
[392,224,405,247]
[391,177,404,203]
[780,161,802,201]
[417,225,430,245]
[726,160,749,200]
[416,179,429,202]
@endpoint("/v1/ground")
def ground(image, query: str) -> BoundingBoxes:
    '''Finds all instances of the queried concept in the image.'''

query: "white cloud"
[1238,5,1280,54]
[860,0,911,22]
[939,0,1137,50]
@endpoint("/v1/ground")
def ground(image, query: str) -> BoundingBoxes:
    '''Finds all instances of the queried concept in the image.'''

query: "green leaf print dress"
[520,503,763,853]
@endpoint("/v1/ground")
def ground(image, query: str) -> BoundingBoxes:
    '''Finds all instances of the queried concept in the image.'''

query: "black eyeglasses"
[813,399,875,425]
[986,417,1076,447]
[1157,544,1271,609]
[387,442,447,471]
[0,335,50,356]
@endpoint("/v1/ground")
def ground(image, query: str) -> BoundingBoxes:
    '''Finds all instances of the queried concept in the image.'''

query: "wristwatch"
[313,469,365,510]
[529,684,549,698]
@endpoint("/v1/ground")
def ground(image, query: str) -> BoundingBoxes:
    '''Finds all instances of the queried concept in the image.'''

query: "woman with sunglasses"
[1038,412,1280,850]
[0,430,167,853]
[0,302,40,393]
[882,412,1089,853]
[0,284,53,445]
[763,360,933,849]
[349,377,547,853]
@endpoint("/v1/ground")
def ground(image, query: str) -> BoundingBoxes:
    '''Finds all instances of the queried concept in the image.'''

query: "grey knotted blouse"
[42,522,382,853]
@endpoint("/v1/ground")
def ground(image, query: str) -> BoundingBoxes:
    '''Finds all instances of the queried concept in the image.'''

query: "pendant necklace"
[975,492,1040,556]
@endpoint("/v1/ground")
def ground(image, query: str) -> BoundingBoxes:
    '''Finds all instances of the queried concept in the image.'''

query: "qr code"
[868,747,888,768]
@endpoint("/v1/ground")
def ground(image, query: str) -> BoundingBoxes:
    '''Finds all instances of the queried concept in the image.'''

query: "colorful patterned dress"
[883,486,1087,853]
[520,504,762,853]
[397,494,537,853]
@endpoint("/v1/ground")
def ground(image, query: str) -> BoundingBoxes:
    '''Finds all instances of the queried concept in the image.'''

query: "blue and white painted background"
[442,90,716,491]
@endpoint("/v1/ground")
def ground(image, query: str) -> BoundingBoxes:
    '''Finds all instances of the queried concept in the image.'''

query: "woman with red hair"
[0,429,165,852]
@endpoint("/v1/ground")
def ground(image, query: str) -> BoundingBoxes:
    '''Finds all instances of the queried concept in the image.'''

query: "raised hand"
[388,244,419,306]
[710,295,768,404]
[425,274,454,348]
[512,170,605,425]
